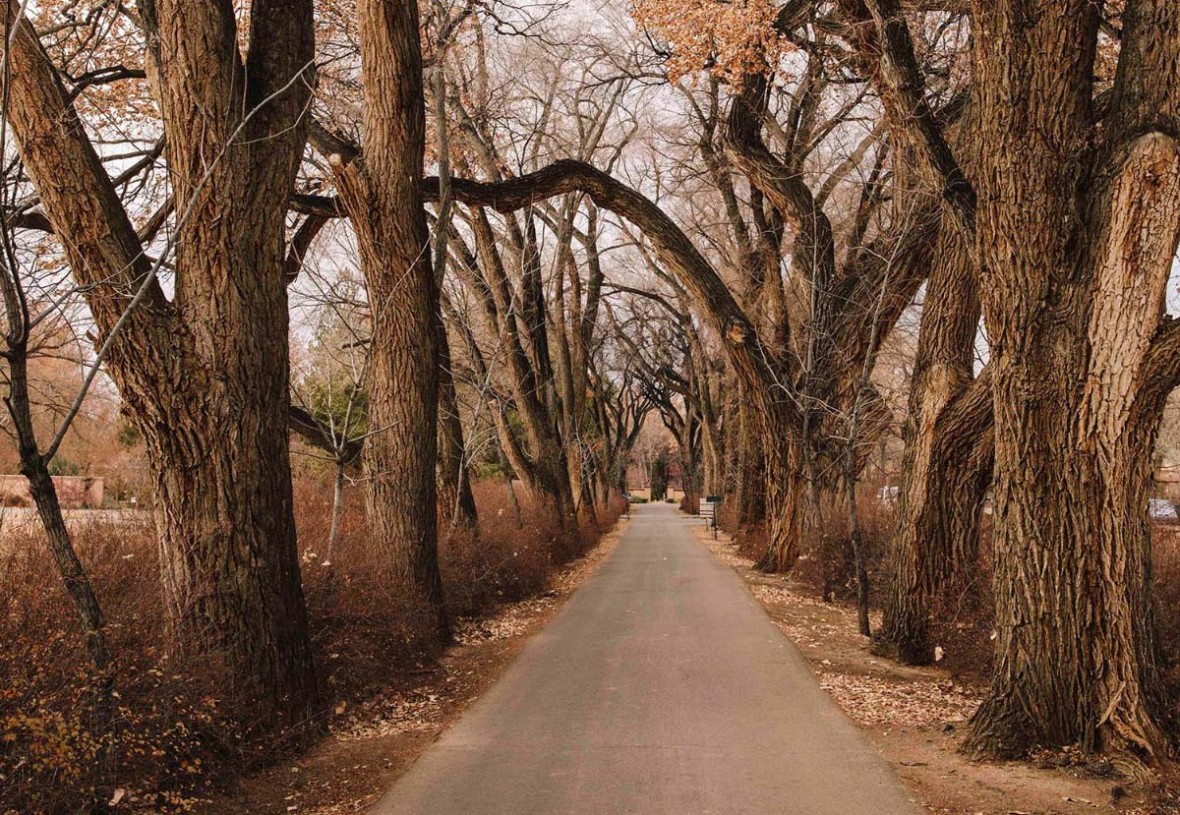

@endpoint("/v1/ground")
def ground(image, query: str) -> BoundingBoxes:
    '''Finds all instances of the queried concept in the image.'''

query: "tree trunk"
[843,470,871,637]
[327,460,346,563]
[146,381,317,726]
[678,437,700,514]
[701,421,724,497]
[876,389,992,664]
[4,0,320,729]
[963,0,1180,759]
[734,399,765,529]
[437,318,478,535]
[966,358,1166,758]
[430,45,477,540]
[757,435,806,573]
[877,224,992,665]
[335,0,447,637]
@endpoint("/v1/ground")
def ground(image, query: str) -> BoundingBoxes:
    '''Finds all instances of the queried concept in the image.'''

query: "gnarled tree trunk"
[961,0,1180,760]
[5,0,319,728]
[734,399,766,530]
[845,0,1180,761]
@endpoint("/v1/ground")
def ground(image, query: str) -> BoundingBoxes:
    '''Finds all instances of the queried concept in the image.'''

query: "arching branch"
[434,160,790,413]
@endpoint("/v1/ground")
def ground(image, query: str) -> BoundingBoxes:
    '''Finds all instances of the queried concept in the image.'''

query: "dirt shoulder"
[201,519,628,815]
[693,523,1174,815]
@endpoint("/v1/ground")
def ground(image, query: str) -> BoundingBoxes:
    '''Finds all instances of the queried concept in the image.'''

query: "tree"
[849,0,1180,760]
[433,39,635,524]
[627,8,944,571]
[2,0,318,728]
[428,2,480,538]
[290,273,370,563]
[313,0,448,638]
[875,223,992,664]
[0,188,115,813]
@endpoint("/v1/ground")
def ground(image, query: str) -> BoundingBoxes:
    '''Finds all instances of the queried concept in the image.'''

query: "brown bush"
[787,490,894,604]
[0,517,238,813]
[438,484,625,619]
[717,487,896,598]
[715,500,771,563]
[439,482,557,619]
[0,476,625,814]
[714,486,996,681]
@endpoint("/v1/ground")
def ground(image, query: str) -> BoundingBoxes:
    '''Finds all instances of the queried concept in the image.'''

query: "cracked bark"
[4,0,318,727]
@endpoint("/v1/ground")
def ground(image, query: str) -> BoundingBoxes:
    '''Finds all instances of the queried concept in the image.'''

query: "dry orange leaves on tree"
[632,0,788,81]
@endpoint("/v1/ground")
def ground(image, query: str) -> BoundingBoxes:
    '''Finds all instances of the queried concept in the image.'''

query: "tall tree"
[876,101,994,664]
[852,0,1180,759]
[632,6,941,570]
[2,0,318,727]
[316,0,447,636]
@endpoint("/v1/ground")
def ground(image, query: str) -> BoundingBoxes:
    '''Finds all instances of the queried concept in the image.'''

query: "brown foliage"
[0,517,233,814]
[788,493,893,607]
[631,0,787,82]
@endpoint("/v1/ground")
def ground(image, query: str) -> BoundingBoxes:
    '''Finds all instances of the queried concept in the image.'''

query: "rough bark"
[4,0,318,727]
[960,0,1180,761]
[331,0,447,637]
[837,0,1180,759]
[876,224,992,664]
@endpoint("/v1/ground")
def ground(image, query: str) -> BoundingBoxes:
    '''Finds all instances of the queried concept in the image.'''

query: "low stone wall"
[0,475,104,509]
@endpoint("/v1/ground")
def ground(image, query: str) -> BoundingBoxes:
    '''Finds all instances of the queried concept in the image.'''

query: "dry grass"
[0,478,625,814]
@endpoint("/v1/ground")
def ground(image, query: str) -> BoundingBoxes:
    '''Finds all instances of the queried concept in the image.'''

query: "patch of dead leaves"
[817,673,979,728]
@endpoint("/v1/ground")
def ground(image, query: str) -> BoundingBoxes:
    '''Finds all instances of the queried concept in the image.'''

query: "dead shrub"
[0,518,238,814]
[438,482,556,620]
[440,483,627,619]
[715,500,772,563]
[788,489,893,604]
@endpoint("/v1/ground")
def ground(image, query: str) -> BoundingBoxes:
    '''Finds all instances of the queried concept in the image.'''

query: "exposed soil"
[199,519,628,815]
[694,523,1180,815]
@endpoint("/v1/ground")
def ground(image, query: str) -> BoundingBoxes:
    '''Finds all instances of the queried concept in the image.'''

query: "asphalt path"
[374,502,920,814]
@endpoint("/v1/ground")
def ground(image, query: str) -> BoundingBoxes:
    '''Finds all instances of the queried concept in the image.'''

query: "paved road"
[375,503,919,814]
